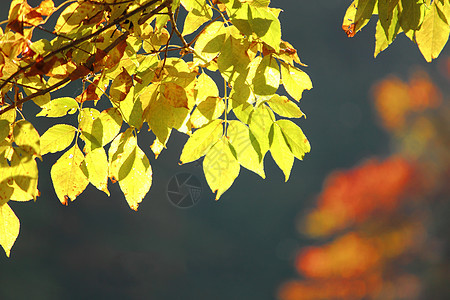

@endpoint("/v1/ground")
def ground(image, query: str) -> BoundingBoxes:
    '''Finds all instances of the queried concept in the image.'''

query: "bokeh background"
[1,1,449,299]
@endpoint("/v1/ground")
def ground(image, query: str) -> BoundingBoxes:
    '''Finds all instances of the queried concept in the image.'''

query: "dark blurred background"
[1,1,448,299]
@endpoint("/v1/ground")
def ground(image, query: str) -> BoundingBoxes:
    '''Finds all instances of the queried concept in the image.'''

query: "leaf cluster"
[0,0,312,256]
[342,0,450,61]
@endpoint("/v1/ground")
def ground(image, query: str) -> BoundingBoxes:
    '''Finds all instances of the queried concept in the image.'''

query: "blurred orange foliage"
[303,157,417,237]
[373,72,442,130]
[279,59,450,300]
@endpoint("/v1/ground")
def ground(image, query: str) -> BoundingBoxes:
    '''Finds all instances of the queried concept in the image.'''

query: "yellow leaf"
[51,145,88,205]
[269,123,294,182]
[9,148,39,201]
[195,72,219,105]
[13,120,41,158]
[180,119,223,164]
[0,203,20,258]
[280,61,313,101]
[415,2,450,62]
[227,120,265,178]
[203,137,240,200]
[81,147,109,196]
[40,124,76,155]
[190,97,225,128]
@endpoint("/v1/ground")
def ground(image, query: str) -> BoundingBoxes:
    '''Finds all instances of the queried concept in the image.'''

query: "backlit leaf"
[267,94,304,118]
[40,124,76,155]
[415,2,450,62]
[110,67,133,102]
[248,104,274,156]
[203,137,240,200]
[9,147,38,201]
[194,21,227,65]
[195,72,219,104]
[0,203,19,258]
[280,61,313,101]
[51,144,88,205]
[36,97,78,118]
[190,97,225,128]
[227,120,265,178]
[81,147,109,196]
[180,119,223,164]
[269,123,294,181]
[253,55,280,96]
[276,119,310,161]
[13,120,40,158]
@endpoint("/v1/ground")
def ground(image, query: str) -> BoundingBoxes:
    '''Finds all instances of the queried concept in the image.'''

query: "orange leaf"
[110,67,133,102]
[162,82,189,109]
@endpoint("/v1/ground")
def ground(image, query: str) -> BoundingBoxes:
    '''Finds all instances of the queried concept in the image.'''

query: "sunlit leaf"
[248,104,274,157]
[195,72,219,104]
[253,55,280,96]
[203,137,240,200]
[13,120,40,158]
[36,97,78,118]
[40,124,76,155]
[180,119,223,164]
[276,119,310,161]
[415,2,450,62]
[9,147,38,201]
[280,61,313,101]
[51,144,88,205]
[110,67,133,102]
[190,97,225,128]
[267,94,304,118]
[81,147,109,196]
[269,123,294,181]
[0,203,19,258]
[227,120,265,178]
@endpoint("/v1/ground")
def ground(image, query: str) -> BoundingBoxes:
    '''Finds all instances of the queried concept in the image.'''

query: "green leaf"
[203,137,240,200]
[0,203,19,258]
[280,61,313,101]
[36,97,78,118]
[375,20,390,57]
[40,124,76,155]
[180,119,223,164]
[190,97,225,128]
[378,0,401,42]
[253,55,280,96]
[415,2,450,62]
[51,144,89,205]
[227,120,265,178]
[400,0,425,32]
[248,104,274,157]
[0,120,10,141]
[81,147,109,196]
[276,119,310,160]
[266,94,304,118]
[269,123,294,181]
[13,120,40,158]
[9,148,39,201]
